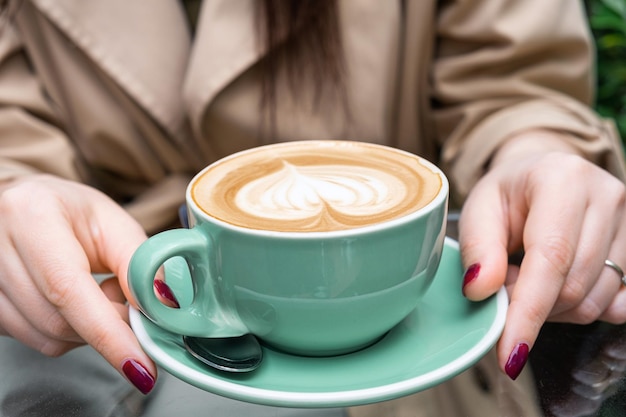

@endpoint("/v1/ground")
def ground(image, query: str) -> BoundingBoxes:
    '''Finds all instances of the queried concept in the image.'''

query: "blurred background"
[586,0,626,144]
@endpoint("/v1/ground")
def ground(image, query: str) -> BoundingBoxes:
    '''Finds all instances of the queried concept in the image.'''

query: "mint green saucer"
[130,238,507,408]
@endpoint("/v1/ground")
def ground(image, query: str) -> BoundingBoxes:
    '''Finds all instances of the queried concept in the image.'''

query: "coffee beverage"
[191,140,442,232]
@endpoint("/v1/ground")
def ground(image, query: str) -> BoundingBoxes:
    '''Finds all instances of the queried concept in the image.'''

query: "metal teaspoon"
[183,334,263,373]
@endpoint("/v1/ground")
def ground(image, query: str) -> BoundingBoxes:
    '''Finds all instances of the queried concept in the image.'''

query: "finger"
[75,198,158,394]
[548,205,617,320]
[459,177,511,300]
[598,222,626,324]
[548,253,620,325]
[549,268,620,323]
[551,183,626,323]
[496,185,586,379]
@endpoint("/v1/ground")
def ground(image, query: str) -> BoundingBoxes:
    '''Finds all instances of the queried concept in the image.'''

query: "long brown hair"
[255,0,348,139]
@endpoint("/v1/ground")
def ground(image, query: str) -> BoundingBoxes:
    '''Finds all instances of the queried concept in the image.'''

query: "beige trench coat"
[0,1,623,415]
[1,0,624,234]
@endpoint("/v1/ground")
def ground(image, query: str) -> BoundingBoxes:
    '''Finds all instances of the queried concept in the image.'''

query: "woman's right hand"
[0,174,157,394]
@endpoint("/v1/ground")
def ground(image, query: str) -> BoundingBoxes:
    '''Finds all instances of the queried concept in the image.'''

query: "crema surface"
[191,141,442,232]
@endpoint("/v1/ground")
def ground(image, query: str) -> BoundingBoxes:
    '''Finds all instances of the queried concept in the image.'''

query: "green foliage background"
[586,0,626,142]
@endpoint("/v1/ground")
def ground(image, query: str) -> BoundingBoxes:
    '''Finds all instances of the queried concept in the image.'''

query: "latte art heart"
[236,163,407,223]
[192,141,443,232]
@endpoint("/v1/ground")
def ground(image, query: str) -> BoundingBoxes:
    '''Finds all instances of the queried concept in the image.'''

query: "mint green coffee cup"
[128,141,448,356]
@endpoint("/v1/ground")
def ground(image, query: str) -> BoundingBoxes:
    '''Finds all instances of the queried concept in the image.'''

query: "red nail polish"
[462,263,480,295]
[505,343,529,380]
[122,359,155,394]
[154,279,180,308]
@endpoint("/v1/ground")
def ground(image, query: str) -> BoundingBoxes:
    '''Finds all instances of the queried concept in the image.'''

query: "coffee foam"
[191,141,442,232]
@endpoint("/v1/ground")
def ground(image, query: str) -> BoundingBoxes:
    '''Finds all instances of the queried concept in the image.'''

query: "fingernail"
[154,279,180,308]
[462,263,481,295]
[505,342,529,380]
[122,359,155,394]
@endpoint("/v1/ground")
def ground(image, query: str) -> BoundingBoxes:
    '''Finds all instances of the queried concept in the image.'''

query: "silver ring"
[605,259,626,286]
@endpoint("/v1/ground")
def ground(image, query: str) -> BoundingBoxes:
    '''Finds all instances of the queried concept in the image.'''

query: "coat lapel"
[30,0,192,138]
[183,0,262,139]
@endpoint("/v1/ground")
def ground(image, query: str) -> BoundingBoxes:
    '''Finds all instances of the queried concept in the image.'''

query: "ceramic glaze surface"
[130,239,508,408]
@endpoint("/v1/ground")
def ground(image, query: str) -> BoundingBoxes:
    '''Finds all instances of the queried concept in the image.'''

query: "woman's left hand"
[459,131,626,380]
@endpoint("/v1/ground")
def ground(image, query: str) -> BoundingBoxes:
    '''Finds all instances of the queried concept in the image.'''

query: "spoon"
[183,334,263,373]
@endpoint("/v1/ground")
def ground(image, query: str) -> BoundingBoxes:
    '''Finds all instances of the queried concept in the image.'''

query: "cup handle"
[128,227,248,337]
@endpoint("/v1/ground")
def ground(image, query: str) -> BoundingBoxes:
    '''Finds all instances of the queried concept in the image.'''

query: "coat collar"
[183,0,261,139]
[29,0,262,140]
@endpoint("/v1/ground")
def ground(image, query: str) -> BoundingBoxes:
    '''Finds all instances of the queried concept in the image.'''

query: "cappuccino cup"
[128,140,448,356]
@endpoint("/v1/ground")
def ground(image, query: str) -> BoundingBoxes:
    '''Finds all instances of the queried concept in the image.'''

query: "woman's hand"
[459,130,626,380]
[0,174,157,393]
